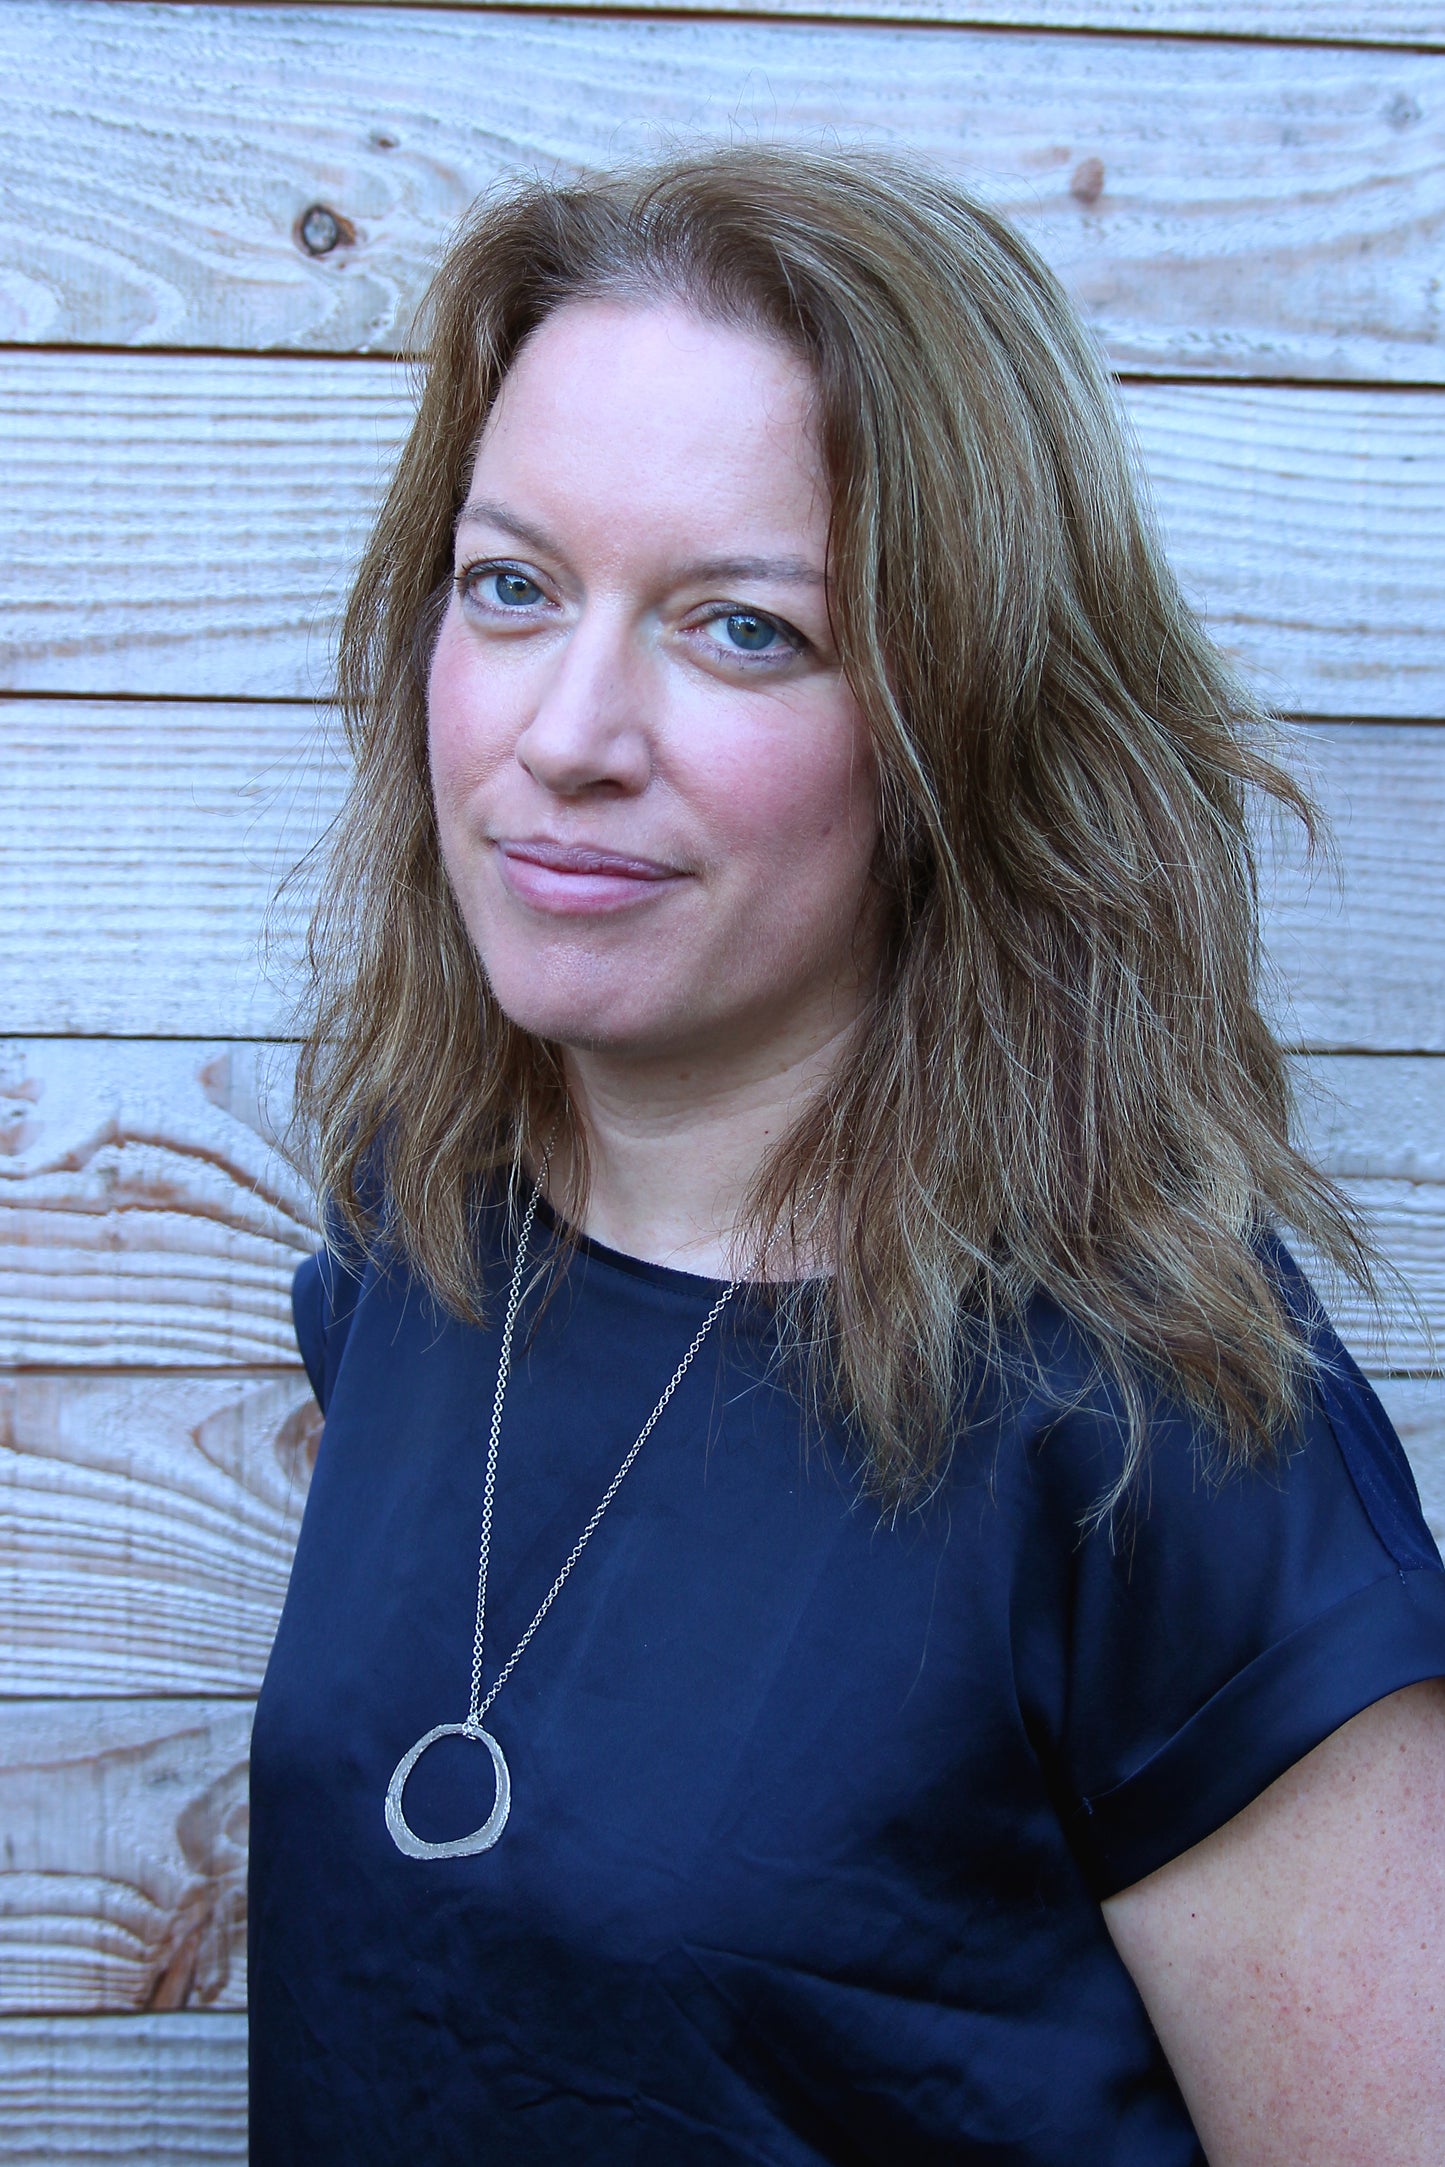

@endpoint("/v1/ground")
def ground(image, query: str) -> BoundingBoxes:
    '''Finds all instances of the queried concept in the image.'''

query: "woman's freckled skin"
[426,299,882,1076]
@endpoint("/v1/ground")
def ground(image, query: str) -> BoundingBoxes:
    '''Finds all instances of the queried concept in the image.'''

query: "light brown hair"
[295,144,1373,1506]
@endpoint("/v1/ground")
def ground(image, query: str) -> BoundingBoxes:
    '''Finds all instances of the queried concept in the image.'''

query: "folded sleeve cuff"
[1073,1565,1445,1898]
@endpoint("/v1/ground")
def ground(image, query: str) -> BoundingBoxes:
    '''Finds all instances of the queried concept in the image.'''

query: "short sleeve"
[1045,1257,1445,1897]
[291,1240,366,1414]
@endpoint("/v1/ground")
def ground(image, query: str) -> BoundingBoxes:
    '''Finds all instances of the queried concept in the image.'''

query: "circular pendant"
[385,1721,511,1860]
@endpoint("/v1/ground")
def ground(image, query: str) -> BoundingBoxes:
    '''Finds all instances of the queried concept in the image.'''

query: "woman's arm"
[1103,1678,1445,2165]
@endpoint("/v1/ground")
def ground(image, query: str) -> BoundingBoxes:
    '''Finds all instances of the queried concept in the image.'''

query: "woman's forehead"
[487,298,811,439]
[463,299,829,569]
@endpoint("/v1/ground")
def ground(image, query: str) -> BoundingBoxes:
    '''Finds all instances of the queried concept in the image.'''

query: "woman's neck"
[557,1011,859,1280]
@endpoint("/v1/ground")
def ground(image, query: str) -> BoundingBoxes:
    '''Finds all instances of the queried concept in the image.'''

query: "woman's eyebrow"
[455,498,555,553]
[455,500,824,589]
[676,554,826,589]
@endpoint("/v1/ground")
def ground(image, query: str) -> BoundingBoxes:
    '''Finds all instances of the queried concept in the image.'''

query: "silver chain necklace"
[385,1154,738,1860]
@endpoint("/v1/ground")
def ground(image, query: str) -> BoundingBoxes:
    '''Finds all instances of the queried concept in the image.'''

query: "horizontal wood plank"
[0,1702,251,2014]
[0,1036,1440,1369]
[0,5,1441,377]
[330,0,1445,41]
[4,706,1442,1048]
[0,1038,313,1368]
[1291,1052,1445,1371]
[3,358,1443,715]
[2,1360,1437,1700]
[0,702,344,1038]
[1375,1379,1445,1552]
[1261,723,1445,1054]
[0,2015,246,2163]
[0,353,401,703]
[0,1373,316,1697]
[1135,388,1445,720]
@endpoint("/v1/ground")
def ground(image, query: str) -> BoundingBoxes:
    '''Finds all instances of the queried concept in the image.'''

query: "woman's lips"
[494,838,687,915]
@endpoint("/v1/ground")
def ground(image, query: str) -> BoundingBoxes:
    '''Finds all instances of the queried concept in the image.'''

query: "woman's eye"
[489,569,543,608]
[459,565,545,610]
[700,610,796,658]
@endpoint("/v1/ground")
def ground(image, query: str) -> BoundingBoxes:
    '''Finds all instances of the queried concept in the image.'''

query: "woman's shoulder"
[988,1237,1428,1548]
[290,1177,526,1414]
[989,1243,1445,1896]
[292,1235,369,1415]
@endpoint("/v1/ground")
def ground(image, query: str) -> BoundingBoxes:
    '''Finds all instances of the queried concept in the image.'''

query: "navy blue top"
[249,1198,1445,2165]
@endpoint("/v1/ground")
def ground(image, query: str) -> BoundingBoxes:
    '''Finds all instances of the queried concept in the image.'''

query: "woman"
[250,148,1445,2162]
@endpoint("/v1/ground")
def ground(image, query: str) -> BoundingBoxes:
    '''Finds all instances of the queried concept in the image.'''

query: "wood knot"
[1070,157,1106,208]
[275,1395,324,1483]
[296,203,355,257]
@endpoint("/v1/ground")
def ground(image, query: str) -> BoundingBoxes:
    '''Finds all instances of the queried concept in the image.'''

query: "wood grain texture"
[1,4,1441,378]
[0,1039,313,1368]
[1135,387,1445,720]
[0,1373,317,1697]
[4,705,1442,1047]
[0,352,401,702]
[0,1034,1440,1369]
[0,1702,251,2014]
[1292,1052,1445,1371]
[2,1362,1438,1704]
[0,701,344,1038]
[1375,1379,1445,1550]
[330,0,1445,40]
[0,2015,246,2163]
[1262,723,1445,1054]
[3,357,1443,714]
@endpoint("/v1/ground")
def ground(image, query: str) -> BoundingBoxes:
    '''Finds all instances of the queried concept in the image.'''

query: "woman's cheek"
[427,635,514,826]
[426,620,471,796]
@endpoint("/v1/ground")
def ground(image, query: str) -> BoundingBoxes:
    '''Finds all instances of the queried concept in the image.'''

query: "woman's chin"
[484,970,698,1061]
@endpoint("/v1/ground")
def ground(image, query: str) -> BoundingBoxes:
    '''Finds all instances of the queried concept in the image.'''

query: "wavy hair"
[294,144,1374,1506]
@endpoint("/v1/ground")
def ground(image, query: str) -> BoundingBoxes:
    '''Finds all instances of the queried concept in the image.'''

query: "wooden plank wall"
[2,0,1443,2145]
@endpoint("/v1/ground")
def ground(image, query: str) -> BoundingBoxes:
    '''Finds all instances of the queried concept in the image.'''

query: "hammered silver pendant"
[385,1721,511,1859]
[380,1157,736,1864]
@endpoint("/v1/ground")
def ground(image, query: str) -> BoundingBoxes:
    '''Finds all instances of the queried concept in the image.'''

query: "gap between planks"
[90,0,1445,53]
[8,345,1445,397]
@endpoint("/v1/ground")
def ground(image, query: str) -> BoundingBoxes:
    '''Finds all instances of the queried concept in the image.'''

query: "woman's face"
[427,298,880,1071]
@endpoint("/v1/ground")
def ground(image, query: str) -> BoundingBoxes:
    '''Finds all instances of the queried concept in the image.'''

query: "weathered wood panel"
[0,1039,313,1369]
[2,1364,1438,1702]
[334,0,1445,38]
[3,358,1443,714]
[4,705,1442,1047]
[1376,1379,1445,1551]
[1291,1053,1445,1371]
[0,353,401,702]
[1261,723,1445,1054]
[0,1373,316,1697]
[1137,389,1445,721]
[0,1703,251,2014]
[0,701,344,1039]
[0,2015,246,2164]
[1,4,1441,378]
[0,1036,1439,1368]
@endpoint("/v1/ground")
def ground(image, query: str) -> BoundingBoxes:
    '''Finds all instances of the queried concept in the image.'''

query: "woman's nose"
[515,614,652,799]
